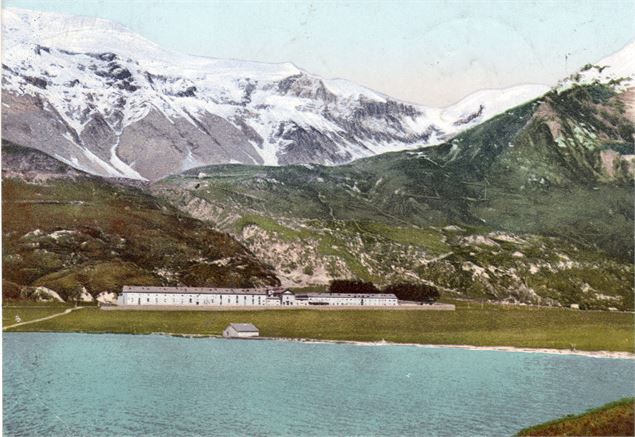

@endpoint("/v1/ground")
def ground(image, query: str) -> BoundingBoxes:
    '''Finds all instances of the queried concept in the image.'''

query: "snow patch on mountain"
[558,40,635,91]
[439,85,551,126]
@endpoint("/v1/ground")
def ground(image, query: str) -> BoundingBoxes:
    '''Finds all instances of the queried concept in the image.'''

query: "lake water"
[3,333,635,436]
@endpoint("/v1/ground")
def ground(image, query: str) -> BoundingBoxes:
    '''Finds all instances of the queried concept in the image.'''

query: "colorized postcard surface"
[2,1,634,436]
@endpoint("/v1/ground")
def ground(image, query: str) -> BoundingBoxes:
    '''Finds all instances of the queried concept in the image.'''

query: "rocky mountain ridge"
[1,7,551,180]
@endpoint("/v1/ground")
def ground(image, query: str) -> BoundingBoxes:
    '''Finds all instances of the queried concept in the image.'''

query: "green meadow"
[2,302,76,326]
[4,302,633,353]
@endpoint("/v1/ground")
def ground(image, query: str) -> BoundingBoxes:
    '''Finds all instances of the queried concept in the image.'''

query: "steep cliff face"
[2,142,279,301]
[2,8,550,180]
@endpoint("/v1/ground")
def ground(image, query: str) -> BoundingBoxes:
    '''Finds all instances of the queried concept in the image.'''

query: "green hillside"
[159,84,633,256]
[2,143,279,302]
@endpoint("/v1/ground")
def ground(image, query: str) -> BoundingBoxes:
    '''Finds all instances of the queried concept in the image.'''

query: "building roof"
[299,293,398,299]
[121,286,280,295]
[227,323,259,332]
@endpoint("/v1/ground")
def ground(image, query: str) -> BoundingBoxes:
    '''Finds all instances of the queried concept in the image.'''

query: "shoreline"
[256,336,635,359]
[7,329,633,359]
[288,338,635,359]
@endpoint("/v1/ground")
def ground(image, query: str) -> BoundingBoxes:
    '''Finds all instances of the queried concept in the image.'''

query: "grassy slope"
[517,398,634,436]
[5,304,633,352]
[159,84,634,259]
[2,143,279,301]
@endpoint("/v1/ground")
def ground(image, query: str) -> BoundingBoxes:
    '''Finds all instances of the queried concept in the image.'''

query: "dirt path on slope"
[3,307,84,331]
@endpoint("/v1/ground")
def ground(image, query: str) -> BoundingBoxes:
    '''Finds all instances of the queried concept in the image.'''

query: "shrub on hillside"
[2,280,22,300]
[329,280,379,294]
[383,282,440,303]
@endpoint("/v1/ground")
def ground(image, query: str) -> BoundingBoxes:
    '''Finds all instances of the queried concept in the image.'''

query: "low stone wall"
[101,303,456,311]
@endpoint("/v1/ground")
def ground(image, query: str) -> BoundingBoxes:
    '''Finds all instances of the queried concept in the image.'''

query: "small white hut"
[223,323,260,338]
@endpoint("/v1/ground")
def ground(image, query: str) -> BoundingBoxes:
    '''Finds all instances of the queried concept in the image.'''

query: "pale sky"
[4,0,635,106]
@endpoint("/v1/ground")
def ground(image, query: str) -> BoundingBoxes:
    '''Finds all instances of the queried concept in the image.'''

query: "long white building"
[117,286,398,307]
[296,293,399,306]
[117,286,289,306]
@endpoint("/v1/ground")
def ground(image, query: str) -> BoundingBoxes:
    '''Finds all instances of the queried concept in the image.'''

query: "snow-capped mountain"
[1,8,556,180]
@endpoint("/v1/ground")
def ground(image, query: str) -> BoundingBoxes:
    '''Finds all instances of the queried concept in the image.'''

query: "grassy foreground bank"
[3,302,634,352]
[517,398,634,436]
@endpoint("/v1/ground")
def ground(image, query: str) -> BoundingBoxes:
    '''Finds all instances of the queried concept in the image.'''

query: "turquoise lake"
[3,332,635,436]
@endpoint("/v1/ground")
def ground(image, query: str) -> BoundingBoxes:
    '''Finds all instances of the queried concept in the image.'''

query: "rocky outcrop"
[96,292,118,304]
[31,286,65,302]
[116,109,264,180]
[1,92,119,177]
[1,139,88,181]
